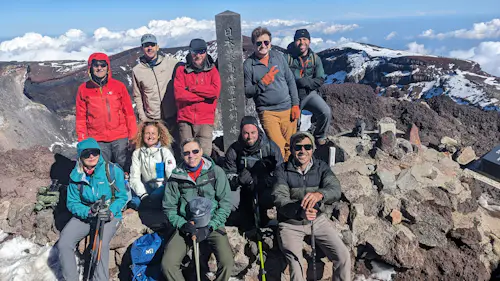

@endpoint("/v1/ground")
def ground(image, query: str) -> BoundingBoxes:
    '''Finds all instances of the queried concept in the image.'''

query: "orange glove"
[261,66,280,86]
[291,105,301,121]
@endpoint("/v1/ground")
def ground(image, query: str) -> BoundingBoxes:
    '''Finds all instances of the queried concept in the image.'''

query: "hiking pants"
[258,109,297,160]
[278,215,351,281]
[300,91,332,142]
[161,229,234,281]
[98,137,128,171]
[178,122,214,157]
[57,216,120,281]
[164,115,182,161]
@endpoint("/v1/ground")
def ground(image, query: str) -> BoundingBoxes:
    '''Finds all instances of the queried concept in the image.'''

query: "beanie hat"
[294,29,311,41]
[189,38,207,52]
[141,34,157,45]
[290,131,316,151]
[240,116,259,130]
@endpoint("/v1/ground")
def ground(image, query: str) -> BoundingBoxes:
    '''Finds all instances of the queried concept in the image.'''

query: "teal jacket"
[163,156,232,230]
[67,138,128,219]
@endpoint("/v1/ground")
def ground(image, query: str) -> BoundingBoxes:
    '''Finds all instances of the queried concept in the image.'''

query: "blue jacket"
[67,138,128,219]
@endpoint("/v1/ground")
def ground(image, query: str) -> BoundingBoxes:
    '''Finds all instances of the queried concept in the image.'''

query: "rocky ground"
[1,121,500,281]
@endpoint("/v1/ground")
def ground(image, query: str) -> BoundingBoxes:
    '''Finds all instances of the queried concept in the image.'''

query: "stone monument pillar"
[215,11,245,152]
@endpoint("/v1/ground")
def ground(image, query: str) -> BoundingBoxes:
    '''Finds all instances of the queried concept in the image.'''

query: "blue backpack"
[130,233,164,281]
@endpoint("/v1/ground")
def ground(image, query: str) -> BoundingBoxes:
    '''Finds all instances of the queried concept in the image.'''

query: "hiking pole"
[253,192,267,281]
[85,195,105,281]
[192,235,201,281]
[310,220,317,281]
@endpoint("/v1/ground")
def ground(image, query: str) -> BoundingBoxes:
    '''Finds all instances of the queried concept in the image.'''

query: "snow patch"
[384,71,411,77]
[212,130,223,140]
[127,74,132,87]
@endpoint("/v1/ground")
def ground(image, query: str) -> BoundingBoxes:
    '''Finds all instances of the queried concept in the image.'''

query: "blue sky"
[0,0,499,75]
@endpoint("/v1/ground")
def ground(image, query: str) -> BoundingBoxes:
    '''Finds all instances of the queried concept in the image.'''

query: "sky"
[0,0,499,75]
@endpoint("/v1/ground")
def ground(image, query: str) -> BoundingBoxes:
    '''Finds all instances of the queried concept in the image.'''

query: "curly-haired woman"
[129,120,176,209]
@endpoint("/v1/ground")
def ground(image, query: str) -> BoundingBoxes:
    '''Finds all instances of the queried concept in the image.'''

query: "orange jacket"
[76,53,137,142]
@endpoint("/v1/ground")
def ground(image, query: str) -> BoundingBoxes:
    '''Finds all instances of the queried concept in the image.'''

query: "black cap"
[240,116,259,130]
[189,38,207,52]
[294,29,311,41]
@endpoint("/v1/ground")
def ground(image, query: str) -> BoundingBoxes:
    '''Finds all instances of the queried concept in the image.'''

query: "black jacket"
[223,128,283,190]
[273,157,341,224]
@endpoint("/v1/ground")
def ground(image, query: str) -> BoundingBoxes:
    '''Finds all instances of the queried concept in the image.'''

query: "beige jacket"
[132,54,178,121]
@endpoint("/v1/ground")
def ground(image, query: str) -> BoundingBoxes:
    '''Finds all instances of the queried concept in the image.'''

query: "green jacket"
[286,43,326,100]
[67,138,128,220]
[163,156,232,230]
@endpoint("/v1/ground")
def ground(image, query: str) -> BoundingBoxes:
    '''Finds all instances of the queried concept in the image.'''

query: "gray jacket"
[243,49,299,112]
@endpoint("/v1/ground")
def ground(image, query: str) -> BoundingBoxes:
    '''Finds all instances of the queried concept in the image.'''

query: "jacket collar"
[285,156,316,174]
[185,54,215,73]
[139,54,165,68]
[251,49,279,66]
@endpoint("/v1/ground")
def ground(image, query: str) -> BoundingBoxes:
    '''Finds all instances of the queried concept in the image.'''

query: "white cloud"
[385,31,397,40]
[449,41,500,76]
[406,41,430,55]
[0,17,360,62]
[420,18,500,40]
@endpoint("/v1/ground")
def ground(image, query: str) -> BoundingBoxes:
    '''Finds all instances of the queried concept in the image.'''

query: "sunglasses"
[183,149,200,156]
[294,144,313,151]
[142,42,157,48]
[91,61,108,68]
[191,49,207,55]
[255,40,270,47]
[81,148,100,159]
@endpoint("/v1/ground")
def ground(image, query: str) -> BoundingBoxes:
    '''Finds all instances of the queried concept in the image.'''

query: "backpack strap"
[160,148,165,163]
[105,162,118,203]
[287,53,293,67]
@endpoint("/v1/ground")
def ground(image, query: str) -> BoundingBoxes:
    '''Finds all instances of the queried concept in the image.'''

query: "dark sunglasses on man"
[255,40,270,47]
[91,60,108,68]
[182,149,200,156]
[294,144,313,151]
[142,42,157,48]
[191,49,207,55]
[81,148,101,159]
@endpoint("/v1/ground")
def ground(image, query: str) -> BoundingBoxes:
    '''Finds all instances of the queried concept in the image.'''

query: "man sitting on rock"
[273,131,351,281]
[161,138,233,281]
[223,116,283,231]
[286,29,331,146]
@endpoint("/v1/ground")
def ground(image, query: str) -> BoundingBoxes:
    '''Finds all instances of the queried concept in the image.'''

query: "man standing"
[132,34,180,155]
[223,116,283,230]
[162,138,233,281]
[174,38,221,157]
[76,53,137,169]
[273,131,351,281]
[244,27,300,160]
[287,29,331,146]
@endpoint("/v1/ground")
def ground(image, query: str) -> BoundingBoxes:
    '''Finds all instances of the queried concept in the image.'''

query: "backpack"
[287,52,317,69]
[78,161,131,206]
[130,233,164,281]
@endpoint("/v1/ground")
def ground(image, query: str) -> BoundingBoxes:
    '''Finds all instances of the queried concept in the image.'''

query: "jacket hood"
[87,52,112,78]
[185,53,215,73]
[72,138,105,182]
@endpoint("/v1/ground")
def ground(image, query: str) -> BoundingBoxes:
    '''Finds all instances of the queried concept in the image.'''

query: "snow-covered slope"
[320,42,500,110]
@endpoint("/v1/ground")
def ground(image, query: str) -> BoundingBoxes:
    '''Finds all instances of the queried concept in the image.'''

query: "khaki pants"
[178,122,214,157]
[278,215,351,281]
[161,229,234,281]
[258,109,297,160]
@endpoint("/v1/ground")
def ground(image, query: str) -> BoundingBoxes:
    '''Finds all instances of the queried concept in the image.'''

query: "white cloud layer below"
[0,17,360,62]
[450,41,500,76]
[420,18,500,40]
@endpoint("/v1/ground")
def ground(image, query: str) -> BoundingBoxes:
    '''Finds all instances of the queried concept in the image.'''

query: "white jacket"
[130,146,176,197]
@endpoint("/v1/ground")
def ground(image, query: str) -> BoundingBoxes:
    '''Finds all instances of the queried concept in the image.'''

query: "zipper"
[151,67,162,106]
[99,86,109,129]
[106,97,111,122]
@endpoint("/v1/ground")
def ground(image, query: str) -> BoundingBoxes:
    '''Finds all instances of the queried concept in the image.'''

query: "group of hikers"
[57,26,349,281]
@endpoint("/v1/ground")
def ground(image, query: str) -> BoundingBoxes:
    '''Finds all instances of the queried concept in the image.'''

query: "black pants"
[98,138,128,171]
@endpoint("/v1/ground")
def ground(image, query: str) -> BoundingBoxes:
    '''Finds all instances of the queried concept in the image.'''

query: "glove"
[291,105,301,121]
[195,226,213,243]
[261,66,279,86]
[261,157,277,174]
[89,201,101,217]
[128,196,141,210]
[97,208,112,222]
[238,168,254,188]
[180,222,197,237]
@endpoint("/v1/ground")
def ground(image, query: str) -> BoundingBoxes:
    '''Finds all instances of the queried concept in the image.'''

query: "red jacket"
[76,53,137,142]
[174,55,221,125]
